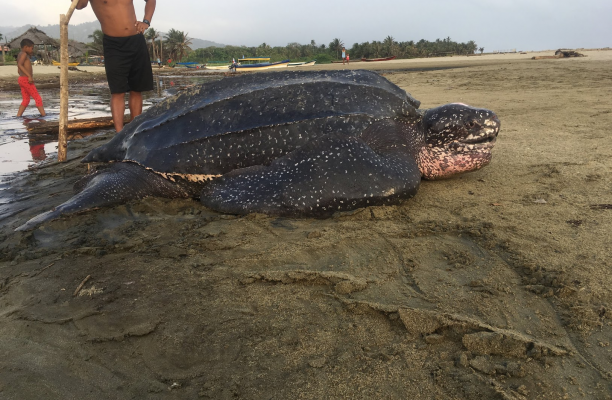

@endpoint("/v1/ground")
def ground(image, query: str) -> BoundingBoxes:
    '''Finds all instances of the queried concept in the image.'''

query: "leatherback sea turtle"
[17,70,500,231]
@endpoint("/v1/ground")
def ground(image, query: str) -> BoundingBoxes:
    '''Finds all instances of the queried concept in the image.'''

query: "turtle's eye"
[466,121,476,129]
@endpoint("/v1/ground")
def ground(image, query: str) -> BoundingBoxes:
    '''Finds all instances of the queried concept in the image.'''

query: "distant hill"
[0,22,225,49]
[190,38,226,50]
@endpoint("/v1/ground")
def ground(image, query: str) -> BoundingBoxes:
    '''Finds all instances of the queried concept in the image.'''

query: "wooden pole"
[58,0,81,162]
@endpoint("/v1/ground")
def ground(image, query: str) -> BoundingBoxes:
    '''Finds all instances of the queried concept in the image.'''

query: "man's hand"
[28,76,33,84]
[135,21,149,34]
[75,0,89,10]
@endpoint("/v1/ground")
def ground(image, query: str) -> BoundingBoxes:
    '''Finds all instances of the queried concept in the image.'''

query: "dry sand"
[1,50,612,399]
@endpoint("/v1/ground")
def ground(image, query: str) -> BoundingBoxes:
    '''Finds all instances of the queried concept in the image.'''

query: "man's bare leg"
[128,91,143,121]
[110,93,126,132]
[36,105,46,117]
[17,105,27,117]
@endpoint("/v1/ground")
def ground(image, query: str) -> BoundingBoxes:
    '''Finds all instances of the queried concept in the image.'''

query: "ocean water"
[0,74,221,200]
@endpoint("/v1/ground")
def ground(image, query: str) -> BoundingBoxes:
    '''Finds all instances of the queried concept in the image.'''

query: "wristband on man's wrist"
[143,19,150,26]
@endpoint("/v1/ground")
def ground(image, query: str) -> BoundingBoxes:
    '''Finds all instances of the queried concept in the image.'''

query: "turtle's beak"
[487,114,501,137]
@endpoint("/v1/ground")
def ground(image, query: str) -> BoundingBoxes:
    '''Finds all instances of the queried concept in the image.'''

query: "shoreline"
[2,49,609,91]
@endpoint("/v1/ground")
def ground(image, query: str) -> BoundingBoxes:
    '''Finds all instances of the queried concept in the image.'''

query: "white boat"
[287,60,317,67]
[231,58,291,72]
[204,64,232,70]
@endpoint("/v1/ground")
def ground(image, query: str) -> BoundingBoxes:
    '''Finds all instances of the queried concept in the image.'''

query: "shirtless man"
[75,0,156,132]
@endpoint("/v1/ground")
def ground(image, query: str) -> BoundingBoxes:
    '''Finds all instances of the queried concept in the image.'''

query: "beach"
[1,50,612,399]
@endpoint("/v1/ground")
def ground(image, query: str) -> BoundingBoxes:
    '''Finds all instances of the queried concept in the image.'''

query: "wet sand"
[0,65,221,91]
[1,51,612,399]
[0,65,108,91]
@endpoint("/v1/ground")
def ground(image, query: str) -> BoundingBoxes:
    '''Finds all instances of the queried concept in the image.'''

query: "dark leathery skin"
[83,70,421,176]
[201,133,421,217]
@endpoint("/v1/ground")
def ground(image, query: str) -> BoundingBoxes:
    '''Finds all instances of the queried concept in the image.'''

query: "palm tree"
[329,38,344,60]
[87,29,104,55]
[383,35,396,56]
[145,28,160,60]
[164,29,193,62]
[371,41,382,58]
[159,38,163,63]
[465,40,477,55]
[286,42,301,59]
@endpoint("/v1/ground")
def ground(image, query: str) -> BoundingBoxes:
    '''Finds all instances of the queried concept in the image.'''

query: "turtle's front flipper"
[200,134,421,217]
[16,162,194,231]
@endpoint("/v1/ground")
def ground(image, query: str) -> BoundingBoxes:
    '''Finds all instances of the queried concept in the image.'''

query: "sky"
[0,0,610,51]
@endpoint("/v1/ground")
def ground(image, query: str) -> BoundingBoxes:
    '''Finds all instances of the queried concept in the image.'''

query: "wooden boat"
[204,64,231,70]
[52,60,80,67]
[233,58,291,72]
[360,56,397,62]
[287,60,316,67]
[176,62,203,69]
[201,60,232,70]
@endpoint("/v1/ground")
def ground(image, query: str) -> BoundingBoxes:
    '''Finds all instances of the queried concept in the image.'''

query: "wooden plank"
[27,115,131,136]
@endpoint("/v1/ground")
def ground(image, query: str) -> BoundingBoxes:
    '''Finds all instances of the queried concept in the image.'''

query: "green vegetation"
[85,29,478,64]
[0,32,8,65]
[184,35,478,64]
[88,30,104,55]
[164,29,193,63]
[144,28,161,61]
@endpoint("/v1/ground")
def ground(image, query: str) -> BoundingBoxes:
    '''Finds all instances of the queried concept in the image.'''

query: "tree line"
[87,30,481,64]
[185,36,480,64]
[88,28,192,63]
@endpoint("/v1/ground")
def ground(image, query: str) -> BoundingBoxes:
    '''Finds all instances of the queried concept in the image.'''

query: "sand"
[1,50,612,399]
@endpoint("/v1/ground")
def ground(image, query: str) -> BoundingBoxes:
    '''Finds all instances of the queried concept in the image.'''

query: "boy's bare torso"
[88,0,139,37]
[17,52,33,78]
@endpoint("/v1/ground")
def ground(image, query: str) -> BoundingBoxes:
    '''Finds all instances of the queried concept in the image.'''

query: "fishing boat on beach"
[287,60,317,67]
[176,62,204,69]
[204,64,232,70]
[232,58,291,72]
[52,60,80,67]
[360,56,397,62]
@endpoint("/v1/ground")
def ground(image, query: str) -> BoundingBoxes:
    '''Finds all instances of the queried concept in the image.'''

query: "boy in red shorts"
[16,38,46,117]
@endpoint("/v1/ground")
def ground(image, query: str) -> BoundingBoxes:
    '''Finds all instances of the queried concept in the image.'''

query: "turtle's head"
[418,103,500,180]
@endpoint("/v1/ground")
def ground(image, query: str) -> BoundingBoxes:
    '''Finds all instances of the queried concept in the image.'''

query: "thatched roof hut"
[8,27,59,49]
[68,40,89,58]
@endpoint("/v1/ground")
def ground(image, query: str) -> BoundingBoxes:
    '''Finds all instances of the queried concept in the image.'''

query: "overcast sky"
[1,0,610,51]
